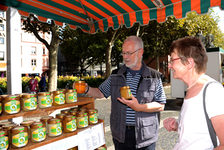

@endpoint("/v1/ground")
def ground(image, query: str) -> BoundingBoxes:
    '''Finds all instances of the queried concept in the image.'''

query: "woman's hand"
[163,117,178,132]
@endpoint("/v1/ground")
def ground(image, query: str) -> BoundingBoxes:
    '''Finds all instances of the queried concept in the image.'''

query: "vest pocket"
[140,117,157,140]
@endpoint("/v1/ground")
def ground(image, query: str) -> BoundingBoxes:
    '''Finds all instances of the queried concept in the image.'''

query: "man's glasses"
[169,57,181,64]
[121,48,141,56]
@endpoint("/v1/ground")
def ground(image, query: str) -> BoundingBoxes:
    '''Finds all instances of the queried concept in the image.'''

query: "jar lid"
[41,116,53,121]
[120,86,130,90]
[0,121,12,126]
[64,115,73,119]
[48,118,60,124]
[11,126,26,134]
[4,95,19,101]
[38,92,46,96]
[56,113,65,119]
[22,94,31,98]
[66,89,74,93]
[31,122,43,128]
[21,120,34,126]
[2,124,16,130]
[75,80,85,83]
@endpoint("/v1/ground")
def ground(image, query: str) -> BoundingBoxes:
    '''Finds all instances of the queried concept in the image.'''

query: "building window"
[0,51,4,61]
[31,59,36,66]
[31,47,36,54]
[43,48,45,55]
[0,11,4,18]
[0,37,4,44]
[0,24,4,31]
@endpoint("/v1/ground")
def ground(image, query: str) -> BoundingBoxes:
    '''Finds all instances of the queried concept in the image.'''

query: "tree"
[22,14,61,91]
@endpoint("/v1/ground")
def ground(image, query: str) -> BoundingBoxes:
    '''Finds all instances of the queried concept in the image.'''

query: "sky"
[212,6,224,33]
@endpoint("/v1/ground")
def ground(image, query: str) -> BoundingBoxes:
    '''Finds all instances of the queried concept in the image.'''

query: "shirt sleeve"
[99,76,111,98]
[154,78,166,103]
[206,82,224,118]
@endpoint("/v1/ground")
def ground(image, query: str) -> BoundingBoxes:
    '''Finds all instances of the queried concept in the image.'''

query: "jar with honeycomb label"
[53,91,65,105]
[63,115,76,133]
[3,95,20,115]
[65,89,77,103]
[40,116,53,134]
[0,130,9,150]
[88,109,98,125]
[20,120,34,140]
[38,92,53,108]
[47,118,62,137]
[21,94,37,111]
[77,111,88,128]
[30,122,46,143]
[11,126,28,148]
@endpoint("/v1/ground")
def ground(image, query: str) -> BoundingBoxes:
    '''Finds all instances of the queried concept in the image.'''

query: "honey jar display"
[47,118,62,137]
[30,122,46,143]
[0,130,9,150]
[120,86,132,100]
[21,93,37,111]
[88,109,98,125]
[62,115,76,133]
[74,81,86,94]
[38,92,53,108]
[65,89,77,103]
[52,91,65,105]
[20,120,34,140]
[11,126,28,149]
[3,95,20,115]
[76,111,88,128]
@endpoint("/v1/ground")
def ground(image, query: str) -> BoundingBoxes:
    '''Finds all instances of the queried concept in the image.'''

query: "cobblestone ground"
[95,95,182,150]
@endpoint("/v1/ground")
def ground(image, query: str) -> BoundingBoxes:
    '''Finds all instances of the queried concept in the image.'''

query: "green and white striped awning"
[0,0,224,34]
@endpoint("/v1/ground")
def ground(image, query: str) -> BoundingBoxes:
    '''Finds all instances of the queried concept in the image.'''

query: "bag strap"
[203,81,218,148]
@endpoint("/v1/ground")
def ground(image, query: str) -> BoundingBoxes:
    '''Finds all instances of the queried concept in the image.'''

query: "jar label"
[66,120,76,131]
[0,103,2,114]
[12,132,28,148]
[89,114,98,124]
[40,95,52,107]
[32,127,46,142]
[67,93,75,102]
[24,97,37,110]
[0,136,9,150]
[54,94,65,104]
[4,100,20,114]
[78,117,88,128]
[49,123,62,136]
[73,91,77,102]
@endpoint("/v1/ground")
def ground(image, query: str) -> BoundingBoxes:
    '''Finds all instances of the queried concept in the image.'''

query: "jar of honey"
[52,91,65,106]
[88,109,98,125]
[69,110,77,116]
[65,89,77,103]
[3,95,20,115]
[47,118,62,137]
[21,94,37,111]
[120,86,132,100]
[76,111,88,128]
[40,116,53,134]
[30,122,46,143]
[74,81,86,94]
[20,120,34,140]
[38,92,53,108]
[0,130,9,150]
[62,115,76,133]
[11,126,28,148]
[61,109,70,115]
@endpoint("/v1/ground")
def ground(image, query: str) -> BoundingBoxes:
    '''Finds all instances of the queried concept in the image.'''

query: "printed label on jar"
[4,100,20,114]
[0,103,2,114]
[40,96,52,107]
[0,136,9,150]
[54,94,65,104]
[32,127,46,142]
[77,117,88,128]
[12,132,28,148]
[24,97,37,110]
[89,114,98,124]
[67,93,75,102]
[66,120,76,131]
[48,123,62,136]
[73,92,77,102]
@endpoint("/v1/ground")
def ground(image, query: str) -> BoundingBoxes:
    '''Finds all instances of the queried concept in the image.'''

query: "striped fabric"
[99,70,166,125]
[1,0,224,33]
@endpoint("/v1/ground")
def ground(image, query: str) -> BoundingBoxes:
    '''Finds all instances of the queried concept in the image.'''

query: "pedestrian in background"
[74,36,166,150]
[163,36,224,149]
[39,72,47,92]
[29,74,39,94]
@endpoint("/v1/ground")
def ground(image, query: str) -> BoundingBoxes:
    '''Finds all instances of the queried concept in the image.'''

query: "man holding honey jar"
[76,36,166,150]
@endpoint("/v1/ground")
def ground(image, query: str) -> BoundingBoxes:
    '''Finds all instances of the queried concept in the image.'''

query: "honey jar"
[20,120,34,140]
[69,110,77,116]
[40,116,53,134]
[38,92,53,108]
[62,115,76,133]
[65,89,77,103]
[30,122,46,143]
[11,126,28,148]
[74,81,86,94]
[0,130,9,150]
[2,123,17,146]
[21,94,37,111]
[88,109,98,125]
[120,86,132,100]
[61,109,70,115]
[3,95,20,115]
[76,111,88,128]
[47,118,62,137]
[52,91,65,105]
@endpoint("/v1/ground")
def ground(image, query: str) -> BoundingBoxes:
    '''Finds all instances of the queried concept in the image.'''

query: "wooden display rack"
[0,96,106,150]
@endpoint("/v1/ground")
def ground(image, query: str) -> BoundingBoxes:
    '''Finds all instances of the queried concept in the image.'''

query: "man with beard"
[75,36,166,150]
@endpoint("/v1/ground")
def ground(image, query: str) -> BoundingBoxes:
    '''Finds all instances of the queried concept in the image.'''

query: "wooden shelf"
[9,119,104,150]
[0,97,94,120]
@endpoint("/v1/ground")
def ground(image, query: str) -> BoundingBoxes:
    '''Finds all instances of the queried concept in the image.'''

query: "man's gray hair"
[124,36,144,49]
